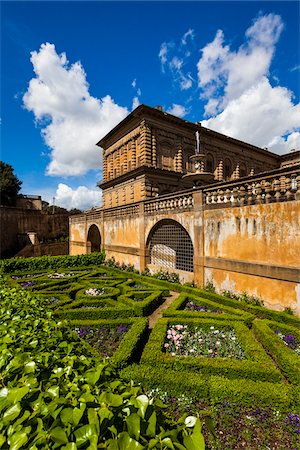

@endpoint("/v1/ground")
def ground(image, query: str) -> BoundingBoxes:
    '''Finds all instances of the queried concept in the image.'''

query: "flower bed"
[70,318,148,368]
[253,320,300,385]
[164,324,245,359]
[141,318,282,382]
[275,329,300,356]
[184,301,220,313]
[162,293,253,325]
[74,324,129,357]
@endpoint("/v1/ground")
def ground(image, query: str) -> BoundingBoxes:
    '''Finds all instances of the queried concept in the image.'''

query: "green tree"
[0,161,22,206]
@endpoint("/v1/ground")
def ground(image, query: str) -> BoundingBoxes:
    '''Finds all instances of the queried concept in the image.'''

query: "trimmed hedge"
[162,292,254,325]
[252,319,300,386]
[55,304,137,320]
[120,364,299,410]
[140,318,282,382]
[118,290,166,316]
[69,317,148,369]
[0,252,105,273]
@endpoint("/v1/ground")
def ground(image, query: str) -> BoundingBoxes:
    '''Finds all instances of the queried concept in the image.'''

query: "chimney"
[156,105,163,111]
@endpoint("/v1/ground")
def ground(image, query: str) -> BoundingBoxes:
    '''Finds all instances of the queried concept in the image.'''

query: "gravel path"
[148,291,180,329]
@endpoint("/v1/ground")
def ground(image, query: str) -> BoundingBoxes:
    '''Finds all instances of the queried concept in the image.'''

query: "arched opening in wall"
[147,219,194,272]
[87,224,101,253]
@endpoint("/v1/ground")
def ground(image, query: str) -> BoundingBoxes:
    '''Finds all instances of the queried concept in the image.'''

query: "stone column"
[132,140,136,169]
[193,191,205,287]
[152,134,157,167]
[116,148,121,177]
[103,154,107,182]
[217,160,223,181]
[140,120,152,166]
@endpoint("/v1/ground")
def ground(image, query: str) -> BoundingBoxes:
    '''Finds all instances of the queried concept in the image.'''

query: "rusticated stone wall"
[0,207,69,258]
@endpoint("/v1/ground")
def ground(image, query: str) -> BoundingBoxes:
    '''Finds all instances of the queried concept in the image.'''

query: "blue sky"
[1,1,300,210]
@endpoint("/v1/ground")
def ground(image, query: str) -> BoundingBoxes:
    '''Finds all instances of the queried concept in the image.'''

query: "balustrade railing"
[144,192,194,215]
[204,169,300,207]
[103,203,139,219]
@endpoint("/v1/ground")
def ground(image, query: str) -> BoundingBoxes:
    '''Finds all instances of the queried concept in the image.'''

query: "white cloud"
[198,14,283,110]
[198,14,299,154]
[131,78,137,88]
[23,43,129,177]
[55,183,101,211]
[159,31,194,90]
[166,104,188,118]
[202,78,300,154]
[132,96,140,110]
[181,28,194,46]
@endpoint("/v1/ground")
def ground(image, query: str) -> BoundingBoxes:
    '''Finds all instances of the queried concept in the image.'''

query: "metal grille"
[149,220,194,272]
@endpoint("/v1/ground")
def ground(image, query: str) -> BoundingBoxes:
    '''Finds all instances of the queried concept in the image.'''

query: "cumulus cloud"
[198,14,283,110]
[198,14,299,154]
[202,78,300,154]
[166,104,188,118]
[55,183,102,211]
[23,43,129,177]
[132,96,140,110]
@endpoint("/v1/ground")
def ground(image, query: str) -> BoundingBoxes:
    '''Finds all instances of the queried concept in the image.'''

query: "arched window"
[206,153,214,173]
[224,158,232,180]
[87,225,101,253]
[147,219,194,272]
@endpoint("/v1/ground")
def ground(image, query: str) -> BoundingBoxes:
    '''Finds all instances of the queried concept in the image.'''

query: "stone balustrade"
[204,169,300,207]
[144,192,194,215]
[103,204,139,219]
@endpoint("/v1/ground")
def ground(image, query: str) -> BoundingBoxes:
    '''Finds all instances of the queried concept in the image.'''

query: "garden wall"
[0,206,69,258]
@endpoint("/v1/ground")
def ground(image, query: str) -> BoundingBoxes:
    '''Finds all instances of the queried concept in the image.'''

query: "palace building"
[70,105,300,315]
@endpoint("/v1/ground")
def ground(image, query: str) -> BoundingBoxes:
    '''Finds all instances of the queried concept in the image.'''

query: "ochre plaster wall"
[204,202,300,267]
[205,267,300,315]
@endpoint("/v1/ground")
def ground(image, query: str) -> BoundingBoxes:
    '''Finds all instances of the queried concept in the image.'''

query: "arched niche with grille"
[224,158,233,181]
[87,224,101,253]
[206,153,215,174]
[146,219,194,272]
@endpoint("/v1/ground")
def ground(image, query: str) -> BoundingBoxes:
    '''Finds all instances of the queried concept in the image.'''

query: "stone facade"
[70,105,300,315]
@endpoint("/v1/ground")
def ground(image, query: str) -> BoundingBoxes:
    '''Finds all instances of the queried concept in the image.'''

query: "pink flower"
[208,349,213,354]
[164,343,169,348]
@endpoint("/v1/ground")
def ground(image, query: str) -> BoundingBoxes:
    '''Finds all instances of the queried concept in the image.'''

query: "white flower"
[210,326,214,330]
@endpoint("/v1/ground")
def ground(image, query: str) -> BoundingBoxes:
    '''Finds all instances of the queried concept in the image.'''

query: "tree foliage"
[0,161,22,206]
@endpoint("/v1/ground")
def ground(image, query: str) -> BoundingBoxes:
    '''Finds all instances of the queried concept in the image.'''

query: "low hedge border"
[118,290,165,316]
[55,303,137,320]
[35,292,74,309]
[0,252,105,273]
[140,318,282,383]
[120,364,299,410]
[162,293,254,325]
[69,317,148,369]
[252,319,300,386]
[61,297,119,310]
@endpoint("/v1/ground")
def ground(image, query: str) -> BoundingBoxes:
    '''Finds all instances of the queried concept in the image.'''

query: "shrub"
[1,252,106,273]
